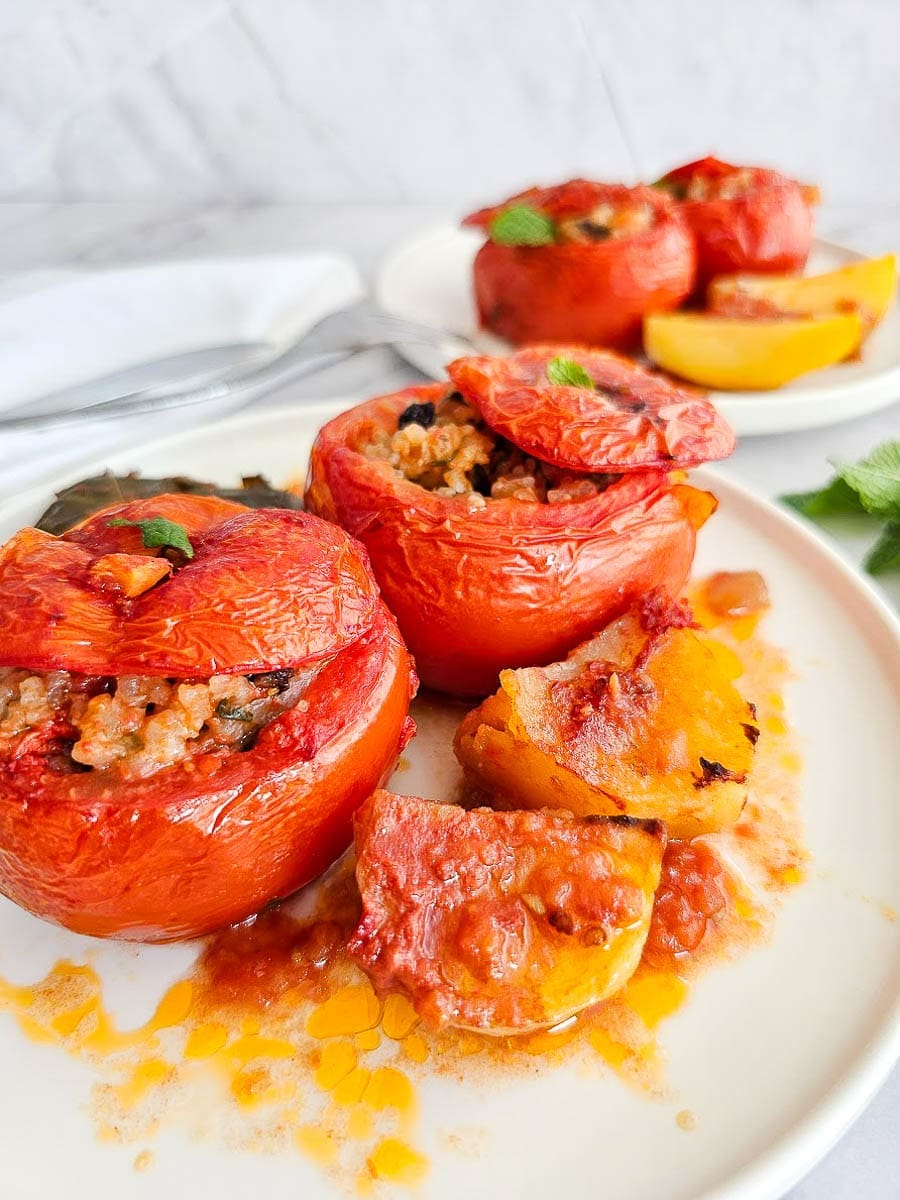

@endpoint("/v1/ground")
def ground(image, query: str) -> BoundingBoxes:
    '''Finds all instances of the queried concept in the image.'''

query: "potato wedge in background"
[349,791,665,1034]
[643,310,863,390]
[455,604,758,838]
[708,254,897,332]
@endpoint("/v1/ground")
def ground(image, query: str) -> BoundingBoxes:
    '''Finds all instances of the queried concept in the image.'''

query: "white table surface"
[0,201,897,1199]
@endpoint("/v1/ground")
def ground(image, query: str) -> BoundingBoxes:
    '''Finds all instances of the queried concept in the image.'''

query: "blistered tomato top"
[448,345,736,473]
[0,494,382,677]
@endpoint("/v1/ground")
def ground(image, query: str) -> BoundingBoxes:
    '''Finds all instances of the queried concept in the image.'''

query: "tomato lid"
[447,346,735,473]
[0,499,381,676]
[463,180,675,232]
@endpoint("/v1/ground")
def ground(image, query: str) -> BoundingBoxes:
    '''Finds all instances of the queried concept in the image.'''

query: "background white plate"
[0,402,898,1200]
[376,227,900,437]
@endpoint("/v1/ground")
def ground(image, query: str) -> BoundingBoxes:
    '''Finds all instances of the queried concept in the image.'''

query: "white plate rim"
[0,398,897,1200]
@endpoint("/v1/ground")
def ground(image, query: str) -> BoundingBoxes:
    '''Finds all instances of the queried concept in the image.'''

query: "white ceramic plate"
[0,402,898,1200]
[376,227,900,437]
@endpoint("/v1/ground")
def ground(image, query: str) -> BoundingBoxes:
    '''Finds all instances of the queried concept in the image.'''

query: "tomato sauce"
[0,576,810,1191]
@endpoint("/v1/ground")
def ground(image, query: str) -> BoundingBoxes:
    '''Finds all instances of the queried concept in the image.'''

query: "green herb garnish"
[489,205,556,247]
[865,521,900,574]
[108,516,195,559]
[546,357,594,389]
[781,440,900,576]
[782,476,866,518]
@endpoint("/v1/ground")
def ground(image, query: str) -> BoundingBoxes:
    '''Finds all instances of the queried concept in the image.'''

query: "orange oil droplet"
[777,865,805,886]
[133,1149,155,1172]
[295,1124,338,1166]
[16,1013,57,1044]
[348,1105,375,1140]
[368,1137,429,1185]
[230,1066,293,1109]
[306,984,382,1039]
[362,1066,416,1116]
[402,1033,429,1064]
[149,980,194,1030]
[0,979,35,1008]
[225,1033,296,1067]
[332,1066,371,1107]
[114,1058,173,1109]
[355,1029,380,1052]
[381,993,419,1041]
[314,1040,357,1091]
[588,1027,631,1069]
[622,970,689,1030]
[184,1022,228,1059]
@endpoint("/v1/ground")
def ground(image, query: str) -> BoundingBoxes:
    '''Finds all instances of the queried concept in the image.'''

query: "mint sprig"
[546,357,594,389]
[865,522,900,574]
[109,516,195,559]
[489,205,556,247]
[782,477,866,518]
[836,442,900,516]
[780,439,900,576]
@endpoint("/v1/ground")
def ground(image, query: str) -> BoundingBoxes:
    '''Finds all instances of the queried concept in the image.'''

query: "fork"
[0,305,471,431]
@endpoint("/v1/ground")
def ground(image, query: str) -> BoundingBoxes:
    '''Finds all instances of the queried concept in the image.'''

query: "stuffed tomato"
[656,156,817,284]
[0,494,416,941]
[306,349,731,696]
[463,180,695,349]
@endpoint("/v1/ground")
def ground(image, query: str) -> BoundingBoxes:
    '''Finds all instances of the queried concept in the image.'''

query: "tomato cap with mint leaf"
[447,346,736,473]
[462,180,695,350]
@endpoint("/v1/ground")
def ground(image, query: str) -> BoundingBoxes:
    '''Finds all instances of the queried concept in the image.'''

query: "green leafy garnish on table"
[489,205,556,246]
[781,440,900,575]
[546,357,594,389]
[108,516,195,559]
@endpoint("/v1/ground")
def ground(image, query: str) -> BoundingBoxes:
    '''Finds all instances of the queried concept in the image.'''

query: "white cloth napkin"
[0,254,364,497]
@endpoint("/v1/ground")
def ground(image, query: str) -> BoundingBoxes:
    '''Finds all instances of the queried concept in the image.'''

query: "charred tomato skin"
[464,181,696,350]
[0,497,417,940]
[305,386,716,697]
[659,157,816,285]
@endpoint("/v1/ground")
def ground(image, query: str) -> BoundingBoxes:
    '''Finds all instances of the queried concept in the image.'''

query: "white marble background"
[2,0,900,206]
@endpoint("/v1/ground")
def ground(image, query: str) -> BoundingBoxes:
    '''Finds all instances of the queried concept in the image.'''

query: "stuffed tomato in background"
[305,347,734,696]
[656,156,818,284]
[0,494,416,941]
[463,180,695,349]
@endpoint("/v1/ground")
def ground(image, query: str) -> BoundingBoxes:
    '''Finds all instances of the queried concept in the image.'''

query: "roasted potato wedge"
[349,791,665,1034]
[455,604,757,837]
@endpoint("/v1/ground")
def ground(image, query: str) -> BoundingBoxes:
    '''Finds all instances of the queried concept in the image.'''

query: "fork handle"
[0,350,353,432]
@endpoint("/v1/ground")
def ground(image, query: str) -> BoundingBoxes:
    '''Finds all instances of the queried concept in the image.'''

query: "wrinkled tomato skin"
[465,183,695,350]
[448,345,735,473]
[661,157,816,285]
[305,387,716,697]
[0,610,416,941]
[0,496,381,677]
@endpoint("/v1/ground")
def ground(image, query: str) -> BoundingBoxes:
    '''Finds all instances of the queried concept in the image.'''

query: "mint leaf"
[833,441,900,517]
[109,516,195,559]
[782,476,867,518]
[546,357,595,389]
[489,205,556,247]
[864,520,900,575]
